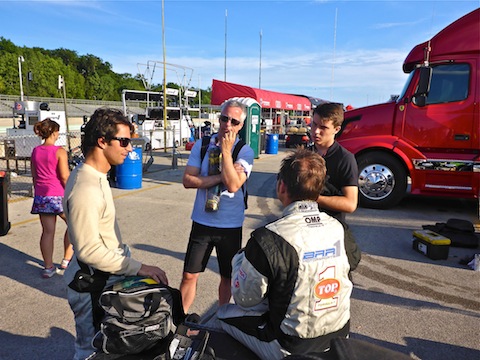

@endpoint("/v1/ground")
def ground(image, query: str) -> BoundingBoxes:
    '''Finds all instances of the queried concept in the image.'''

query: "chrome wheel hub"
[358,164,395,200]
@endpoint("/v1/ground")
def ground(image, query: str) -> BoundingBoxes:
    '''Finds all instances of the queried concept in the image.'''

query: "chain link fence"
[0,131,82,200]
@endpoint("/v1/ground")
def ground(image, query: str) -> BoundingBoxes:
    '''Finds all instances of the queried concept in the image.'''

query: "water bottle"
[205,145,221,212]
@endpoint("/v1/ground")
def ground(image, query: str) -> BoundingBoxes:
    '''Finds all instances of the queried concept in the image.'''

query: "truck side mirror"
[412,66,432,107]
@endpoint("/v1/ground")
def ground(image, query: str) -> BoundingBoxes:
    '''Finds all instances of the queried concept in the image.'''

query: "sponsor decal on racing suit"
[313,266,340,311]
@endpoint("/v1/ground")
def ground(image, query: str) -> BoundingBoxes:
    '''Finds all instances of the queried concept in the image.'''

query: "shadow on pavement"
[0,242,67,299]
[352,332,480,360]
[0,327,74,360]
[352,285,480,316]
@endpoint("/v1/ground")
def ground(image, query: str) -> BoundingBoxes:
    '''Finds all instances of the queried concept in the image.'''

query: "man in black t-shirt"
[309,102,361,271]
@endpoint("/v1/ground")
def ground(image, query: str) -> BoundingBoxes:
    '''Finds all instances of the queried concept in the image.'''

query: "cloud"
[109,45,407,106]
[373,19,424,29]
[108,46,409,108]
[26,0,102,9]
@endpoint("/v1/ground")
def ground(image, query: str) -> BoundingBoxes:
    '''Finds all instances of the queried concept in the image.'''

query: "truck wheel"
[357,153,407,209]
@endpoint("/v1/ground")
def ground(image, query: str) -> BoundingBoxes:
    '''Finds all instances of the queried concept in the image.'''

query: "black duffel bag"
[92,276,186,355]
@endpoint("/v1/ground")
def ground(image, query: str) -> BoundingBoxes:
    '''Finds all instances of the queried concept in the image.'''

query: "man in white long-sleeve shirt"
[63,108,168,360]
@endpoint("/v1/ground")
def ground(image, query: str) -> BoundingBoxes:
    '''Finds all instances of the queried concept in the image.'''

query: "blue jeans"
[64,254,127,360]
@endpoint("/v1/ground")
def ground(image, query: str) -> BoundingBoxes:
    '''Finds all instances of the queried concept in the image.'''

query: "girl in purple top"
[31,118,73,278]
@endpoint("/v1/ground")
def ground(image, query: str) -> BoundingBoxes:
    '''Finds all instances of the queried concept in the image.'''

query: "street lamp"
[18,56,25,101]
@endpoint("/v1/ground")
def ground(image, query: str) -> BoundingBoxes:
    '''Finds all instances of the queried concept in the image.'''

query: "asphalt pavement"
[0,146,478,360]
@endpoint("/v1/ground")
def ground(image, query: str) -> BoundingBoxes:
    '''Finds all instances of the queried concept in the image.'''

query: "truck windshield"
[397,71,415,102]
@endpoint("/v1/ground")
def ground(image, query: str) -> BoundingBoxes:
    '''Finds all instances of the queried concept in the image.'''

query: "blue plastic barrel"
[265,134,279,154]
[116,147,142,189]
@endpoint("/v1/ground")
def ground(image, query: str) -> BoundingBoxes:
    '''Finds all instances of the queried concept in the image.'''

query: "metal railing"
[0,131,82,200]
[0,94,147,118]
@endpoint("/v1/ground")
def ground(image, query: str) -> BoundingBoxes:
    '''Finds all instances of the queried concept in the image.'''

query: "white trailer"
[122,89,192,150]
[6,101,67,157]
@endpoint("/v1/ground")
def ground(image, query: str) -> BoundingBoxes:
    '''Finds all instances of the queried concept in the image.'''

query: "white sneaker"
[60,259,70,270]
[41,266,57,278]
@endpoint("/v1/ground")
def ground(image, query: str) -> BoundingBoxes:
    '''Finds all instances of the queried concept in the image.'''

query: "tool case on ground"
[412,230,451,260]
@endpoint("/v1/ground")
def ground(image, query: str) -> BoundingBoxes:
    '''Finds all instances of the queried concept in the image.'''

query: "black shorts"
[183,222,242,278]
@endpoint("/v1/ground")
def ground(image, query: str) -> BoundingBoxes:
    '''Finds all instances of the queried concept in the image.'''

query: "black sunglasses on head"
[111,137,132,147]
[219,114,242,126]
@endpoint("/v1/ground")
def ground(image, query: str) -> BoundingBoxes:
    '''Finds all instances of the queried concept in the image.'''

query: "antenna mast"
[224,9,227,81]
[330,8,338,100]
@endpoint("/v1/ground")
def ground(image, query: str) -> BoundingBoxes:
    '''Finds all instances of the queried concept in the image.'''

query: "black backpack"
[200,135,248,209]
[423,218,479,248]
[92,276,186,355]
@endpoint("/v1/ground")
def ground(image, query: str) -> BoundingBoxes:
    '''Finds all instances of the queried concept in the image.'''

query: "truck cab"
[337,9,479,209]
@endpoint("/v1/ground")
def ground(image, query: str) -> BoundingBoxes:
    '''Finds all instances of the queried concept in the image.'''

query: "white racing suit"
[218,200,353,360]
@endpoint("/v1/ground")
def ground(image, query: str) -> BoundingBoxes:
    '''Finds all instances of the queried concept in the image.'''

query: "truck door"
[402,62,475,151]
[400,61,478,197]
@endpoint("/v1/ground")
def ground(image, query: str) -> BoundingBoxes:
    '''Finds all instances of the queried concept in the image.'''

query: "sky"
[1,0,478,108]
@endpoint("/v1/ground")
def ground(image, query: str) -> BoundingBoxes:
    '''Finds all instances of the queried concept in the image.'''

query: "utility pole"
[259,30,262,89]
[18,56,25,101]
[58,75,71,154]
[198,75,202,120]
[224,9,227,81]
[330,8,338,100]
[162,0,168,153]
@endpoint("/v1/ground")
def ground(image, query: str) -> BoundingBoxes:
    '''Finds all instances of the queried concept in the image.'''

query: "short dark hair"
[81,108,133,156]
[278,148,326,201]
[313,102,344,127]
[33,118,60,139]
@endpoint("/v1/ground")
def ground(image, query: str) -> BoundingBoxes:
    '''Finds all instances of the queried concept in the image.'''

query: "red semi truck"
[338,8,479,209]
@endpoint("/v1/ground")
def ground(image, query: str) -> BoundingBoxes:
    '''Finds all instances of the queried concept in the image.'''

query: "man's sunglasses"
[111,137,132,147]
[219,114,242,126]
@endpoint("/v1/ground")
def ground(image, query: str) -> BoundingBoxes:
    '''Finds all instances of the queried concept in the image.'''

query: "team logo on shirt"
[303,241,340,262]
[238,268,247,279]
[297,203,317,211]
[315,278,340,299]
[303,247,336,261]
[303,215,325,226]
[233,268,247,289]
[313,266,340,311]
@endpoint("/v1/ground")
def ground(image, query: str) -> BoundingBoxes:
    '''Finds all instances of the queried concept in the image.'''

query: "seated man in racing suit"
[217,148,353,360]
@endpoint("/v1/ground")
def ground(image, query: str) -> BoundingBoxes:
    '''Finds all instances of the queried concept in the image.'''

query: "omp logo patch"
[315,278,340,299]
[304,215,322,224]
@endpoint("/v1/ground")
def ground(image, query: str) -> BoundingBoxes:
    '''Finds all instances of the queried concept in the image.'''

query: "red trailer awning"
[211,79,311,111]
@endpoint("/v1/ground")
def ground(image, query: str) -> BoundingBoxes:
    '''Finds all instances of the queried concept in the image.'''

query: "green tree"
[0,38,209,103]
[0,37,18,53]
[50,48,79,67]
[0,52,19,95]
